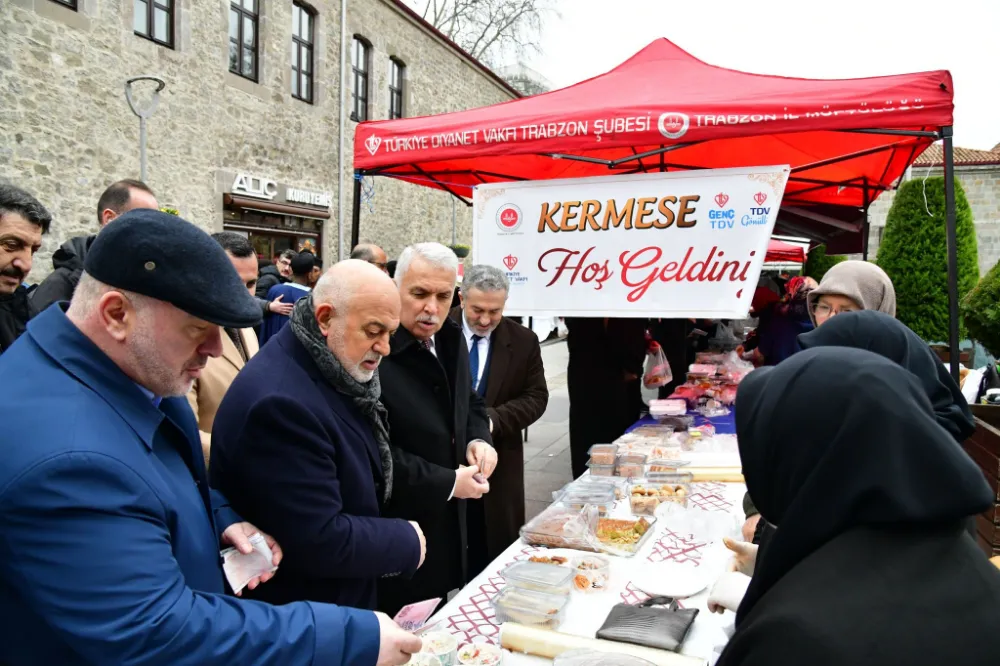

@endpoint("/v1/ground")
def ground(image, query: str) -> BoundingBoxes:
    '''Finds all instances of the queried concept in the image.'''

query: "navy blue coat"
[0,306,379,665]
[210,325,422,610]
[259,283,311,346]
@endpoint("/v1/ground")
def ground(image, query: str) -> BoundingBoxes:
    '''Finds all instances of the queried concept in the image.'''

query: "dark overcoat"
[210,325,421,611]
[450,309,548,560]
[377,318,492,615]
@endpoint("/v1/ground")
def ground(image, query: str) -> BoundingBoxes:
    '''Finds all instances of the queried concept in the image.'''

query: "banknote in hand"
[221,533,278,594]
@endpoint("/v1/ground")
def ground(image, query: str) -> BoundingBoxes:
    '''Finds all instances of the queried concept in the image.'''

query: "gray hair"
[67,272,154,318]
[464,264,509,294]
[394,242,458,287]
[312,268,349,313]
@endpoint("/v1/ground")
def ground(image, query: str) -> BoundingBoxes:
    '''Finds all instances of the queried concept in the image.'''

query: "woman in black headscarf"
[798,310,974,442]
[717,347,1000,666]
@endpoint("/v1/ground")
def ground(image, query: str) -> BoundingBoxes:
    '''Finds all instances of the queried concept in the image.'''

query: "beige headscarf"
[806,261,896,325]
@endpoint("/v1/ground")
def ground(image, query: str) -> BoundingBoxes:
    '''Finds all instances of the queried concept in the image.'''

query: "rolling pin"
[499,623,706,666]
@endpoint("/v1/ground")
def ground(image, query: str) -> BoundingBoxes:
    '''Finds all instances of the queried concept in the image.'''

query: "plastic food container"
[587,443,618,465]
[492,586,569,629]
[519,503,599,551]
[570,555,611,592]
[554,650,655,666]
[648,399,687,416]
[408,654,443,666]
[616,453,647,478]
[553,484,617,516]
[501,561,575,596]
[628,474,693,514]
[689,363,718,376]
[586,460,616,477]
[646,458,689,474]
[420,631,458,666]
[457,643,503,666]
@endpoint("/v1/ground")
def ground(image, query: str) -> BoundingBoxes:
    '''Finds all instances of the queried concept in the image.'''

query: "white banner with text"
[472,166,790,318]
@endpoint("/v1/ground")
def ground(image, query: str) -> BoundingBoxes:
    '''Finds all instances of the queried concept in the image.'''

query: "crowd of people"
[4,176,1000,665]
[0,180,548,665]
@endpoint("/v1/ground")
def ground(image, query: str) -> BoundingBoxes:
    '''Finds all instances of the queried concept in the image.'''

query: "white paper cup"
[421,631,458,666]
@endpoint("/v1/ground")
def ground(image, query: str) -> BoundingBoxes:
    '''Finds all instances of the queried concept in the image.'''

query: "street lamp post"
[124,76,166,182]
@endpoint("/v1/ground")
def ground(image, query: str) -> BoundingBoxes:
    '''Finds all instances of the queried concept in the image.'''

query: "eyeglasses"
[813,303,859,319]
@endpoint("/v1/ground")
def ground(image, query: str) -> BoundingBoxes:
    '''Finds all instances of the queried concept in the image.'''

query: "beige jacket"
[187,327,259,468]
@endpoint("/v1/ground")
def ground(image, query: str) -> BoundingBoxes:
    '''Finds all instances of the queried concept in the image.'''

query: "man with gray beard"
[210,259,427,611]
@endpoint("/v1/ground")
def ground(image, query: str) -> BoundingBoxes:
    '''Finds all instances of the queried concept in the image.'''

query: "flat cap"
[84,209,262,329]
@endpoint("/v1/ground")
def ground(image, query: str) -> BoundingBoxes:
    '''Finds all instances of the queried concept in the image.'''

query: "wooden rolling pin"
[686,467,744,483]
[499,623,706,666]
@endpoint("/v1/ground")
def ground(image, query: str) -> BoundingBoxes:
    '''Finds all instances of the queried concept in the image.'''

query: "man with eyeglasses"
[351,243,389,274]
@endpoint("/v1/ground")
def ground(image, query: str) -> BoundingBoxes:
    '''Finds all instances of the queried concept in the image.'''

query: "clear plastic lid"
[556,483,616,504]
[492,585,568,619]
[587,443,618,455]
[616,452,648,465]
[501,561,575,592]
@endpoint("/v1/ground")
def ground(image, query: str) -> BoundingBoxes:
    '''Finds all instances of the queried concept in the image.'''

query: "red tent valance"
[765,239,805,264]
[354,39,953,253]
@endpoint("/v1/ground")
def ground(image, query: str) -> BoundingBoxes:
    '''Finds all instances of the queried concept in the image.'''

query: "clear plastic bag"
[643,343,672,389]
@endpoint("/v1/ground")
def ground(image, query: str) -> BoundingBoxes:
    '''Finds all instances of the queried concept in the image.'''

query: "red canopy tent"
[765,239,806,264]
[353,38,964,378]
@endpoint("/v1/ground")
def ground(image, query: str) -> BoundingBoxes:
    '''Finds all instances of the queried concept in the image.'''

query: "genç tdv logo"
[495,203,523,233]
[709,192,735,231]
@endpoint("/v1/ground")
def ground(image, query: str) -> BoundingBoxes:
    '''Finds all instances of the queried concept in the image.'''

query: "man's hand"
[221,522,283,595]
[409,521,426,569]
[268,294,294,316]
[466,440,498,479]
[723,536,758,577]
[375,612,423,666]
[741,514,761,542]
[454,465,490,499]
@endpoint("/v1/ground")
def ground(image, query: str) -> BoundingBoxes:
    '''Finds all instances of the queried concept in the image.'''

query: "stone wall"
[863,165,1000,274]
[0,0,515,284]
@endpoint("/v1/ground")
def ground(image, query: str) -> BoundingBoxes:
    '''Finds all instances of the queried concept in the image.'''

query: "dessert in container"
[491,586,568,629]
[648,398,687,416]
[570,555,611,591]
[628,473,693,514]
[501,561,575,596]
[615,453,647,478]
[586,443,618,465]
[552,484,617,516]
[586,460,616,477]
[420,631,458,666]
[519,503,599,551]
[407,654,443,666]
[457,643,503,666]
[593,516,656,556]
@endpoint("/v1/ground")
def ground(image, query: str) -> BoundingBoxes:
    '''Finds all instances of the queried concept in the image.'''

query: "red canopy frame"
[766,239,806,264]
[352,39,962,380]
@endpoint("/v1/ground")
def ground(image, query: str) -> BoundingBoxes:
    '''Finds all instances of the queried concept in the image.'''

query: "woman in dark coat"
[718,347,1000,666]
[753,276,815,366]
[798,309,974,441]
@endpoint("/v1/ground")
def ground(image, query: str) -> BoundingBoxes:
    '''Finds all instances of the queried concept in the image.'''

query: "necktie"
[422,338,433,352]
[469,334,482,390]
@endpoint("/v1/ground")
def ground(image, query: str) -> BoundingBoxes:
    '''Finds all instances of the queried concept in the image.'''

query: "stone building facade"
[1,0,517,282]
[864,144,1000,274]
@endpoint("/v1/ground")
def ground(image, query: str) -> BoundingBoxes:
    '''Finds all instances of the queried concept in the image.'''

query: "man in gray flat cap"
[0,209,419,666]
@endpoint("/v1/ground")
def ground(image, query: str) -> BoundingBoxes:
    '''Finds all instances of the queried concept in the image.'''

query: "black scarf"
[798,310,974,442]
[290,294,393,502]
[735,347,991,626]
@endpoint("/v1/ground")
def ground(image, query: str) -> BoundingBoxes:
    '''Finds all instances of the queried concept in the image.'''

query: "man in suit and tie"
[450,265,548,573]
[188,232,261,467]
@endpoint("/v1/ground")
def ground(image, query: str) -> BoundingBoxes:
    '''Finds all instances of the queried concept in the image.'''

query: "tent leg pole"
[942,126,961,383]
[351,171,362,250]
[861,179,870,261]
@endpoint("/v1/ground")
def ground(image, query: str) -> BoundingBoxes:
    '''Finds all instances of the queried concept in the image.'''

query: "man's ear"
[99,291,133,342]
[315,303,335,336]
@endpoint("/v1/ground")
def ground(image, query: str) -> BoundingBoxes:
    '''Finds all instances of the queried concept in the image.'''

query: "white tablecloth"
[424,481,748,665]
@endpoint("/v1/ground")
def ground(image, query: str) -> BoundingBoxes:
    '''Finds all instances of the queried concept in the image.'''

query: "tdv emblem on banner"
[503,255,518,270]
[657,112,689,140]
[364,135,381,155]
[714,193,729,207]
[496,204,522,232]
[753,191,768,206]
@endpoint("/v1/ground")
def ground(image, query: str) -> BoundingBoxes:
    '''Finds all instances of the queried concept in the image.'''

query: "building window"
[351,36,370,122]
[134,0,173,48]
[291,3,315,103]
[50,0,78,9]
[389,57,405,119]
[229,0,259,82]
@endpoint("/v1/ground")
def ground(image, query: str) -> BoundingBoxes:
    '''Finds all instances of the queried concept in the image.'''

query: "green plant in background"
[160,207,179,216]
[802,244,845,281]
[962,259,1000,358]
[876,176,979,341]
